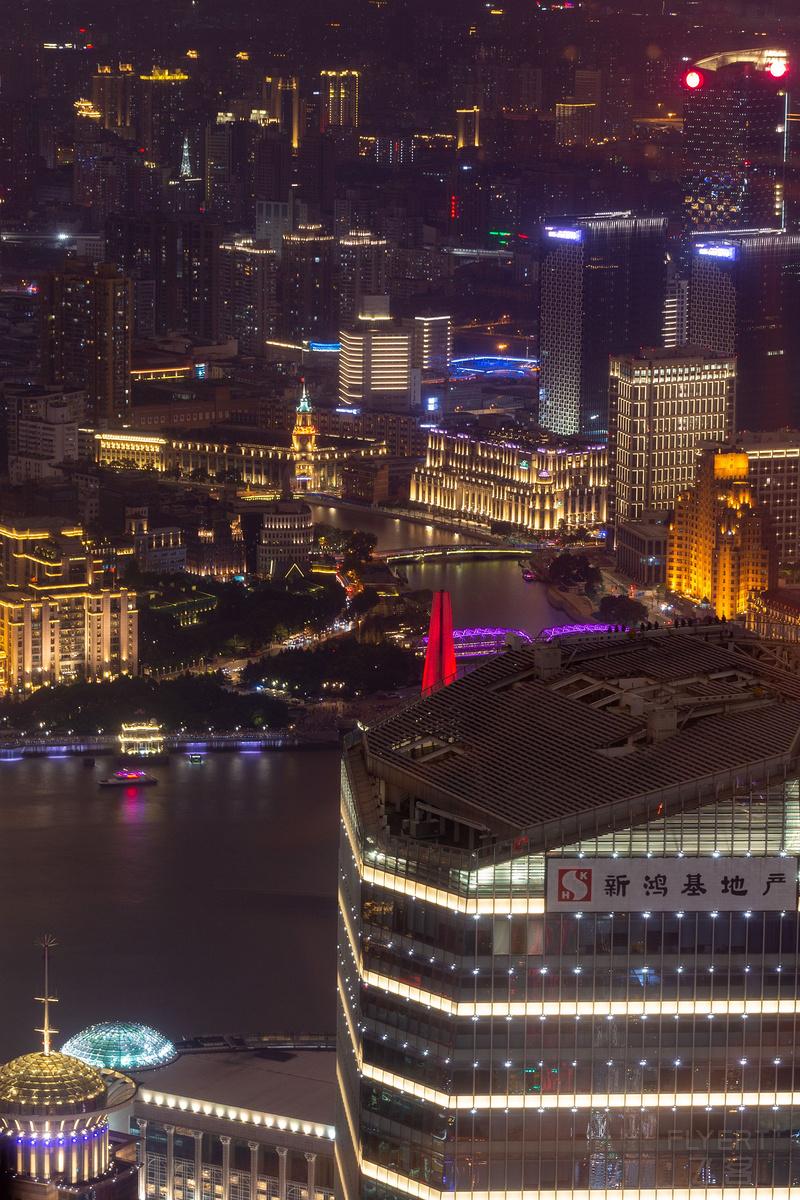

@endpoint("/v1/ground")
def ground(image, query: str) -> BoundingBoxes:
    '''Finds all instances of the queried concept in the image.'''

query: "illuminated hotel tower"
[337,626,800,1200]
[0,939,138,1200]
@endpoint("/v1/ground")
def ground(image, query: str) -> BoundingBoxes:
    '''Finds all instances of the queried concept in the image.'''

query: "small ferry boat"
[99,769,158,788]
[189,754,203,764]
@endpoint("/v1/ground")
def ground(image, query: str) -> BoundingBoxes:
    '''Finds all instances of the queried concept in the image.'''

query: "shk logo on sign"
[557,868,592,903]
[547,857,798,912]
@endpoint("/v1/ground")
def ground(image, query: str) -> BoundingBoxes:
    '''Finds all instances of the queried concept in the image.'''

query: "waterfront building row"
[410,430,607,531]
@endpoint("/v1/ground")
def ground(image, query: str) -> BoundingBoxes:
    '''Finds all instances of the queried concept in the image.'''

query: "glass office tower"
[538,215,667,437]
[336,630,800,1200]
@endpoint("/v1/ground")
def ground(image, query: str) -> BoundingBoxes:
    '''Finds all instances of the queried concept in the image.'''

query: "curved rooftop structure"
[695,47,788,72]
[62,1021,177,1072]
[0,1051,107,1116]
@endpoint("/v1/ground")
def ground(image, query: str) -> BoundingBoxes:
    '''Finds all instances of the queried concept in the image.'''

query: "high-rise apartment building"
[138,66,189,171]
[0,518,138,692]
[92,64,134,133]
[688,229,800,432]
[683,50,789,230]
[106,215,222,341]
[338,233,388,328]
[280,225,336,342]
[539,215,667,436]
[6,384,87,485]
[264,75,302,149]
[0,98,36,210]
[40,260,132,427]
[320,70,359,130]
[667,448,775,617]
[337,626,800,1200]
[609,346,736,525]
[219,237,278,356]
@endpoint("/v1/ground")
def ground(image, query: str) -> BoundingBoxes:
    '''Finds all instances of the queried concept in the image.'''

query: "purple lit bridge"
[420,626,533,659]
[536,622,620,641]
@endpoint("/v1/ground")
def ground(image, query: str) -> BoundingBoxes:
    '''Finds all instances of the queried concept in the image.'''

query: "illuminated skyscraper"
[280,225,336,342]
[264,75,301,148]
[39,260,132,426]
[688,229,800,431]
[339,301,417,411]
[138,66,189,171]
[338,233,388,328]
[667,447,775,616]
[609,345,736,524]
[539,214,667,436]
[320,70,360,131]
[337,626,800,1200]
[682,49,790,231]
[92,64,134,133]
[219,238,278,357]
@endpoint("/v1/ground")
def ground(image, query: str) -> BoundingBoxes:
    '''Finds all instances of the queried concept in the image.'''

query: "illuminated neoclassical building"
[411,430,607,531]
[337,626,800,1200]
[667,448,776,618]
[94,392,385,494]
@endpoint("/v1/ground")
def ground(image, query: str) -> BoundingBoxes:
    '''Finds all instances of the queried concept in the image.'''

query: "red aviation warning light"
[768,59,788,79]
[684,69,703,89]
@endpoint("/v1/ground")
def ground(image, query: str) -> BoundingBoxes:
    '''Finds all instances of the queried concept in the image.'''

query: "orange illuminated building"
[667,448,776,618]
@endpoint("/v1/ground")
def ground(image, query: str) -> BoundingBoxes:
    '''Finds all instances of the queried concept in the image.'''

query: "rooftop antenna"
[34,934,58,1055]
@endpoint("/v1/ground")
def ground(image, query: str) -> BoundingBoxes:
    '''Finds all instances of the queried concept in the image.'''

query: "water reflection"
[0,750,341,1062]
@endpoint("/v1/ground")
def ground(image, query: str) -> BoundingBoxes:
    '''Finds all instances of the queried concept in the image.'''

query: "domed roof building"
[62,1023,177,1073]
[0,941,139,1200]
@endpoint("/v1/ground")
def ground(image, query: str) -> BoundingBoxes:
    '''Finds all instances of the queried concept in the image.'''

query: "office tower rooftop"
[539,214,667,437]
[683,50,790,231]
[338,627,800,1200]
[688,228,800,432]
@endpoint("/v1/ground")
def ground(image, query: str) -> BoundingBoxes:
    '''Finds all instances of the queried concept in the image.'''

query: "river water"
[308,503,562,637]
[0,509,561,1062]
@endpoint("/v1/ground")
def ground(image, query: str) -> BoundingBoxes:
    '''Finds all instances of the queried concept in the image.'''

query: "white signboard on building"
[546,857,797,913]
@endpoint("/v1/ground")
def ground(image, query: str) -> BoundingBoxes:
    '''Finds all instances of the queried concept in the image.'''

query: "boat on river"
[99,769,158,787]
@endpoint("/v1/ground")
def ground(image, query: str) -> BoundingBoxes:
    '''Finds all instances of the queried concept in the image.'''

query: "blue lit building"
[337,627,800,1200]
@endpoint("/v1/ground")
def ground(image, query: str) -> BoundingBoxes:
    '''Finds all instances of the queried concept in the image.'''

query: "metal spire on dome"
[34,935,58,1055]
[297,379,312,414]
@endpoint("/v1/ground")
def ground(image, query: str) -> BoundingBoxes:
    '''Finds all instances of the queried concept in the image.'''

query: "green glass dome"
[61,1022,177,1072]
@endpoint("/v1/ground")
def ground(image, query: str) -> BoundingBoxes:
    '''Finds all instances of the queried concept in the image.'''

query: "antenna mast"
[34,934,58,1055]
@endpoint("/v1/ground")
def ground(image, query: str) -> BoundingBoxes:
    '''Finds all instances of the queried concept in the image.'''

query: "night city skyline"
[3,0,800,1199]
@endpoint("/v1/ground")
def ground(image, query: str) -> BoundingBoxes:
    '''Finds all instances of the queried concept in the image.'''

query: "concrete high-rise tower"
[39,260,132,426]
